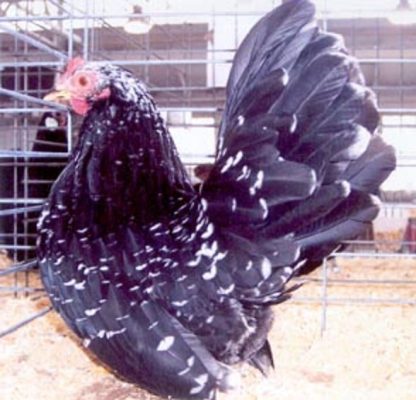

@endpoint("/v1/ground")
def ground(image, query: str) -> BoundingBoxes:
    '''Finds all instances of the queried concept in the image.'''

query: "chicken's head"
[44,57,111,116]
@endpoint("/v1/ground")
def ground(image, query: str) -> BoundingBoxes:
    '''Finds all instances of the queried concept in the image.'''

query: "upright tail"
[202,0,395,282]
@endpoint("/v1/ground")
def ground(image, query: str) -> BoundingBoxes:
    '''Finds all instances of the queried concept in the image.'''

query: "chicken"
[38,0,395,399]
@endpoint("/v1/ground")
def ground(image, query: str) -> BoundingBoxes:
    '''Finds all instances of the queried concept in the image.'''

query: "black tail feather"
[248,340,274,376]
[205,0,396,297]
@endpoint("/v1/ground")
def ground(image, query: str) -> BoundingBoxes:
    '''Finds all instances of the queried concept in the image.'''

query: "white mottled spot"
[172,225,182,234]
[236,165,250,181]
[149,223,162,231]
[83,339,91,347]
[143,286,154,295]
[196,217,208,232]
[284,266,292,275]
[190,373,209,395]
[201,223,214,239]
[85,307,100,317]
[187,254,202,267]
[197,240,218,258]
[63,278,76,287]
[290,114,298,133]
[106,328,127,338]
[259,198,269,219]
[256,170,264,188]
[202,264,217,281]
[86,266,99,275]
[195,373,209,386]
[261,258,272,280]
[214,250,228,261]
[217,283,235,295]
[281,69,289,86]
[187,356,195,366]
[135,263,147,271]
[157,336,175,351]
[237,115,245,126]
[172,300,188,307]
[206,315,214,324]
[178,367,191,376]
[232,151,243,166]
[177,274,187,282]
[245,260,253,271]
[61,298,74,304]
[184,232,197,244]
[294,259,307,273]
[231,198,237,212]
[97,330,106,338]
[116,314,130,321]
[75,281,86,290]
[54,256,64,266]
[220,156,234,174]
[37,209,50,228]
[148,321,159,330]
[100,265,109,272]
[249,170,264,196]
[221,151,244,174]
[201,198,208,212]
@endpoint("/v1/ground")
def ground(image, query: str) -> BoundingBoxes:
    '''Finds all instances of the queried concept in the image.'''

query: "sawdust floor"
[0,257,415,400]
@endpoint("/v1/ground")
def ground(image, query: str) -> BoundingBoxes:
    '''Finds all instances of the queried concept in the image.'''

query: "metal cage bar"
[0,1,415,334]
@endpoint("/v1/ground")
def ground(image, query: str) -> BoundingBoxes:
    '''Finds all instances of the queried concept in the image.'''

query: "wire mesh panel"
[0,5,72,264]
[0,0,415,311]
[0,3,415,400]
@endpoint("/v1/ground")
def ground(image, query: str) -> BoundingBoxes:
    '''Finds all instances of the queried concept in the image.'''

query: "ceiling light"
[124,5,152,35]
[388,0,416,25]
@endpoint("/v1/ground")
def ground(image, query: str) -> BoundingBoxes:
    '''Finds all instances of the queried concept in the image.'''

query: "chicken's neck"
[69,94,196,231]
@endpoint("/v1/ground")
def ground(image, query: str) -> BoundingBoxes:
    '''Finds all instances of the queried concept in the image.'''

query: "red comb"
[64,57,85,76]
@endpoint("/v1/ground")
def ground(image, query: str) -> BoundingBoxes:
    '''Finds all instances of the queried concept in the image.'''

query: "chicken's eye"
[70,72,95,93]
[77,75,89,87]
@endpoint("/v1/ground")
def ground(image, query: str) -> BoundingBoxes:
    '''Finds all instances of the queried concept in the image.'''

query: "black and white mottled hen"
[38,1,395,399]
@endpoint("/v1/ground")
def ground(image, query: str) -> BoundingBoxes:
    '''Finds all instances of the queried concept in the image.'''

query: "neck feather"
[70,86,195,229]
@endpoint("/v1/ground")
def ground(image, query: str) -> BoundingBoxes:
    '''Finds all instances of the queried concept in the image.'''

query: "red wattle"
[70,98,90,116]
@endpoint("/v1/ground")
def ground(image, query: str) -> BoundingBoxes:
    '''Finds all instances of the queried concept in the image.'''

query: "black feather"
[36,1,395,399]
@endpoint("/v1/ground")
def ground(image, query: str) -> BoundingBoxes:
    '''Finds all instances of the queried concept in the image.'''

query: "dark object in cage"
[402,217,416,253]
[0,112,68,260]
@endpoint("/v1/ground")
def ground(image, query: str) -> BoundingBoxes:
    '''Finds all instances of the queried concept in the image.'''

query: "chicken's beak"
[43,89,71,105]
